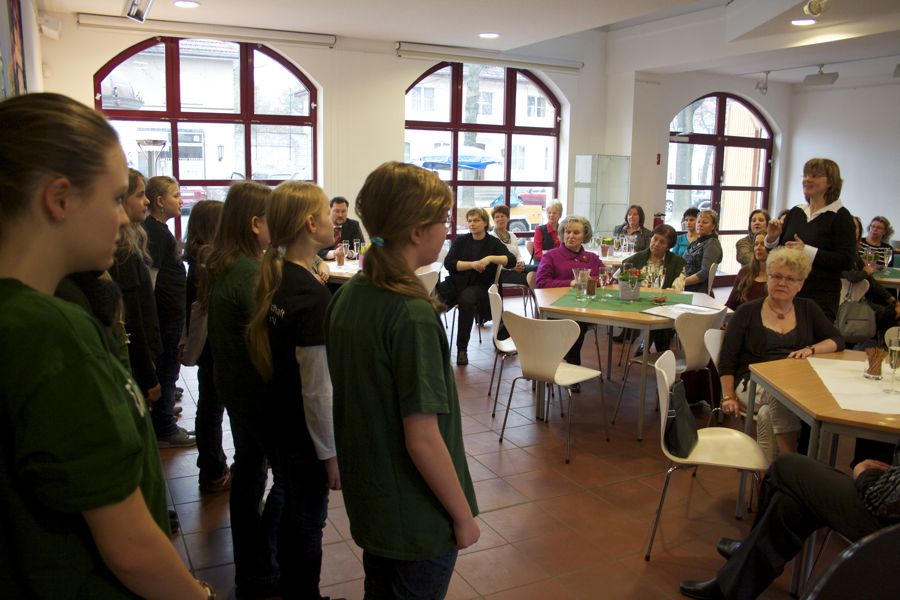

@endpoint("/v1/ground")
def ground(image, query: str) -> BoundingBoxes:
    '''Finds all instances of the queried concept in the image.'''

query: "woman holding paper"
[718,247,843,461]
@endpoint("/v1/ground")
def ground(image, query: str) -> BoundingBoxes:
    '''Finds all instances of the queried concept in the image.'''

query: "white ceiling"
[40,0,900,85]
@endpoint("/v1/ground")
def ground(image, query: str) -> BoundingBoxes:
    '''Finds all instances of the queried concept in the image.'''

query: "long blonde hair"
[355,162,452,309]
[248,182,329,381]
[117,168,151,265]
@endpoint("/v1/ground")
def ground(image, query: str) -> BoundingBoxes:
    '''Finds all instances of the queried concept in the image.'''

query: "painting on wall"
[0,0,27,99]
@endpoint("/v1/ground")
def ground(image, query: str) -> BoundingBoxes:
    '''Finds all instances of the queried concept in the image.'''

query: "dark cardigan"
[623,249,685,289]
[719,296,844,385]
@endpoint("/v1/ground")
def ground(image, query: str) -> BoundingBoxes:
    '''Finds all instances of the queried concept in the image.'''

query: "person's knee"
[768,452,810,485]
[458,286,481,307]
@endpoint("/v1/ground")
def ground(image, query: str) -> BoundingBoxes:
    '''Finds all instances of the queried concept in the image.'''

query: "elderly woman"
[673,207,699,257]
[736,209,770,266]
[726,233,769,311]
[683,209,723,294]
[439,207,517,366]
[765,158,856,321]
[624,224,685,291]
[719,248,843,461]
[531,199,563,263]
[859,216,894,270]
[844,216,900,335]
[613,204,652,253]
[536,215,604,380]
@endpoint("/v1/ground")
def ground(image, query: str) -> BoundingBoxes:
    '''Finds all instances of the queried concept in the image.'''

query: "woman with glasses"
[717,248,843,461]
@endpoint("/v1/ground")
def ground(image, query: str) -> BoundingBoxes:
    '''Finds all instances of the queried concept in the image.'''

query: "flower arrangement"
[619,268,643,285]
[619,267,642,301]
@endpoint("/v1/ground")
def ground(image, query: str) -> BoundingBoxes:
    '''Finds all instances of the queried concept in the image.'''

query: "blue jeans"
[229,408,284,596]
[362,548,458,600]
[151,315,183,438]
[195,354,227,482]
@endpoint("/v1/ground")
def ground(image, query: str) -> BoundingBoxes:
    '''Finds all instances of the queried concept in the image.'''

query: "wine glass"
[599,267,614,301]
[887,346,900,394]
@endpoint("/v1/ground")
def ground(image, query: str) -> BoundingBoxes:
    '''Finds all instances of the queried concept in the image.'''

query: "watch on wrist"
[197,579,215,599]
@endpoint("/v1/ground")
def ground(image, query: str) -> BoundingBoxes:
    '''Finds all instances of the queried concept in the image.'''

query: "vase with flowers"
[619,264,642,301]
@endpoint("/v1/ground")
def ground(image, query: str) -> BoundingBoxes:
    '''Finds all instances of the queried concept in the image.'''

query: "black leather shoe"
[716,537,742,560]
[679,578,725,599]
[456,350,468,366]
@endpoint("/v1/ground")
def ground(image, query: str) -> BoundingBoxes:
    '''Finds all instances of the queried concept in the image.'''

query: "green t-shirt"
[0,279,168,598]
[325,275,478,560]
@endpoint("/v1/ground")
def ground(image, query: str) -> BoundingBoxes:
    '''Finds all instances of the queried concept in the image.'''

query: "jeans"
[195,353,227,482]
[278,450,330,599]
[362,548,458,600]
[229,408,284,595]
[151,315,183,438]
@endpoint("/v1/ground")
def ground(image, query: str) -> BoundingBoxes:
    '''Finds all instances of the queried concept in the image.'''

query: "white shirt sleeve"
[295,345,336,460]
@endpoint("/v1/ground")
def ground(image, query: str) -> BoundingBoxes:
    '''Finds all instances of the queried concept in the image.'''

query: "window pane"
[515,73,556,128]
[462,64,504,125]
[250,124,313,181]
[717,233,744,277]
[664,188,712,227]
[667,143,715,186]
[510,186,551,233]
[457,132,505,180]
[110,120,173,178]
[722,146,766,187]
[720,190,763,232]
[510,134,555,181]
[176,122,246,181]
[406,129,453,181]
[254,50,310,116]
[179,39,240,113]
[99,43,166,111]
[456,185,504,234]
[405,66,451,122]
[725,98,770,139]
[670,96,718,135]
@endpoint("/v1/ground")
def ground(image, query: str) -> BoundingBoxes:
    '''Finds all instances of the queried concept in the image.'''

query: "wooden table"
[873,267,900,290]
[327,259,361,283]
[534,286,725,440]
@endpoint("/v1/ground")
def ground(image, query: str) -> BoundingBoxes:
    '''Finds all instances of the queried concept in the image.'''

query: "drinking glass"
[353,238,361,259]
[887,346,900,394]
[341,241,350,260]
[572,268,589,301]
[613,236,623,255]
[599,266,613,301]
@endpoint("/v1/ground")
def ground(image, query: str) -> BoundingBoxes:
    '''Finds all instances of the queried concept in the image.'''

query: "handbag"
[664,379,698,458]
[836,296,876,344]
[178,300,208,367]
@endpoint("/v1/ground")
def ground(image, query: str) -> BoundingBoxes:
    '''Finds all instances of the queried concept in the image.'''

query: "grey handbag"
[836,296,876,344]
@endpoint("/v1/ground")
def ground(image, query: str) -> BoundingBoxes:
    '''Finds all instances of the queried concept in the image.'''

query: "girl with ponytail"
[324,162,480,596]
[247,181,339,598]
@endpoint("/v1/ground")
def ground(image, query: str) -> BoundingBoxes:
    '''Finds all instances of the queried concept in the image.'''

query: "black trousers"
[716,453,885,599]
[438,281,489,350]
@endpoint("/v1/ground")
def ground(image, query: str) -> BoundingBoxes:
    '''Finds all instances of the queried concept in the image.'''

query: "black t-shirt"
[143,217,186,324]
[267,261,331,452]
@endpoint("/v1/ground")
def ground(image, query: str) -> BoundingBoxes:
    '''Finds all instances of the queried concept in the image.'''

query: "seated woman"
[845,216,899,338]
[536,215,604,385]
[735,209,769,266]
[438,207,517,366]
[490,204,529,286]
[673,207,699,257]
[613,204,652,253]
[858,215,894,270]
[718,247,843,462]
[531,199,563,263]
[726,232,769,311]
[683,209,723,294]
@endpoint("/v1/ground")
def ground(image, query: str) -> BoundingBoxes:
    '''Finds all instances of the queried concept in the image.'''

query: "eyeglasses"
[769,273,804,284]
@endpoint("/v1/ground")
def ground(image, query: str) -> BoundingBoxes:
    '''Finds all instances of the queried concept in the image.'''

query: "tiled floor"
[163,290,852,599]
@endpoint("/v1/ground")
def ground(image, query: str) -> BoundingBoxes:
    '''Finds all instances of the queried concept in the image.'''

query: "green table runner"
[550,288,692,312]
[874,267,900,280]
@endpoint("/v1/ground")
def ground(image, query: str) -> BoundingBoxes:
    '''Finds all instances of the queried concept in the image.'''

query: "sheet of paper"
[641,303,720,318]
[807,357,900,414]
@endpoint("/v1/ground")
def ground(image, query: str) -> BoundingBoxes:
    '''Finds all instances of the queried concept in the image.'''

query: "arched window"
[405,63,560,237]
[665,93,773,280]
[94,37,317,235]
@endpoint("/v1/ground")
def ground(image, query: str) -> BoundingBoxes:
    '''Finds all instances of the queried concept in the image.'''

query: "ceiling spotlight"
[803,64,839,86]
[803,0,828,18]
[791,18,816,26]
[479,33,500,39]
[174,0,200,7]
[755,71,770,96]
[125,0,154,23]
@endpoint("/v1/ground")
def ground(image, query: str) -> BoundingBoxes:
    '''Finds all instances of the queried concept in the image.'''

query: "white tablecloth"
[807,357,900,414]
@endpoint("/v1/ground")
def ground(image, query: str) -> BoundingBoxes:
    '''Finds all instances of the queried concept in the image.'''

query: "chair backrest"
[503,311,579,381]
[706,262,719,295]
[526,270,537,291]
[802,523,900,600]
[674,308,727,371]
[885,326,900,348]
[840,278,870,304]
[416,269,439,295]
[488,285,504,344]
[654,350,677,445]
[704,328,726,371]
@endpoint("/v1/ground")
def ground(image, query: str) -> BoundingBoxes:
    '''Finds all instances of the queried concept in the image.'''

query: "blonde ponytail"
[247,247,283,381]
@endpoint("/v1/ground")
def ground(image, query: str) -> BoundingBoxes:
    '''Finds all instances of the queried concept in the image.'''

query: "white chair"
[613,308,726,424]
[493,263,535,316]
[416,269,439,295]
[644,351,769,561]
[839,278,870,304]
[487,285,517,406]
[498,311,609,463]
[706,262,719,296]
[704,328,726,424]
[885,326,900,347]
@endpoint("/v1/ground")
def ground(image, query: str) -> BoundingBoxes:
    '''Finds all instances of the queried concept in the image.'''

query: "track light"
[125,0,154,23]
[803,64,838,86]
[803,0,828,18]
[755,71,769,96]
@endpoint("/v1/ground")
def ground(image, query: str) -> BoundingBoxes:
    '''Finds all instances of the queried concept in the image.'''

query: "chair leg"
[499,376,522,442]
[645,463,680,561]
[565,387,574,463]
[611,361,633,424]
[488,352,500,398]
[598,376,610,442]
[592,326,603,374]
[493,356,508,410]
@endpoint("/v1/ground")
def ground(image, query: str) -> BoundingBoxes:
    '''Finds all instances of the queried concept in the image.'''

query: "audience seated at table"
[530,199,563,263]
[735,209,770,267]
[718,248,843,462]
[536,215,604,382]
[317,195,365,260]
[683,209,723,294]
[673,207,699,257]
[438,207,517,366]
[845,216,900,337]
[679,448,900,600]
[613,204,652,253]
[858,215,894,270]
[726,233,769,311]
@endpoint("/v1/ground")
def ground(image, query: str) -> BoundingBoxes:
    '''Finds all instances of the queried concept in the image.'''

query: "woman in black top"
[613,204,652,253]
[683,209,723,293]
[765,158,856,321]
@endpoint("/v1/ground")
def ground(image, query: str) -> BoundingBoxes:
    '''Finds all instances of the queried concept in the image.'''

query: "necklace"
[496,230,511,244]
[766,298,793,320]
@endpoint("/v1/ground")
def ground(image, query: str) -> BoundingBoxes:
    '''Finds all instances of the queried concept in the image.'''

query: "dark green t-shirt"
[0,279,168,598]
[325,275,478,560]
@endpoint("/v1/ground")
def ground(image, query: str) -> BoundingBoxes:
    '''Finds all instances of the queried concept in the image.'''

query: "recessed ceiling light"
[174,0,200,7]
[479,32,500,39]
[791,18,816,26]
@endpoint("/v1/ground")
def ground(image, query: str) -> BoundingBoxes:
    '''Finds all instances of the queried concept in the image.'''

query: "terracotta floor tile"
[193,563,235,599]
[445,571,480,600]
[175,495,230,534]
[472,477,529,512]
[513,529,609,577]
[168,474,203,505]
[478,502,569,543]
[454,544,550,596]
[183,527,234,570]
[320,541,365,587]
[466,455,499,482]
[557,561,675,599]
[320,577,365,600]
[503,467,585,501]
[473,448,551,477]
[458,517,508,556]
[485,577,580,599]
